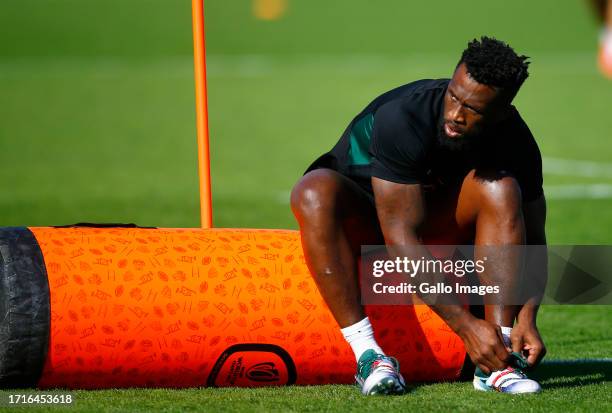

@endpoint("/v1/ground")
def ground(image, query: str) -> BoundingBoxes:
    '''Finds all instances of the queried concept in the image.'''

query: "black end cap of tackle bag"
[0,227,50,388]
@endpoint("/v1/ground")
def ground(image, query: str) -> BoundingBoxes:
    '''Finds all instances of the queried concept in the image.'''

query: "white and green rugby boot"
[355,349,407,395]
[473,353,541,394]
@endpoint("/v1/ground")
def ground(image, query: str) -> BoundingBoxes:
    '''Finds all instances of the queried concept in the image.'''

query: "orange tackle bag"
[0,226,466,389]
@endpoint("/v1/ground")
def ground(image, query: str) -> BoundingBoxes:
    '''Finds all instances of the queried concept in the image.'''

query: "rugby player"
[291,37,547,395]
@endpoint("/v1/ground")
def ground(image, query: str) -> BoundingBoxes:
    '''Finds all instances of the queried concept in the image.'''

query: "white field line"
[545,184,612,199]
[0,52,600,78]
[204,52,599,76]
[540,358,612,365]
[543,157,612,199]
[543,157,612,179]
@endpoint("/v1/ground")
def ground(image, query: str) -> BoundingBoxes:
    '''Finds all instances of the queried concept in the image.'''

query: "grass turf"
[1,356,611,412]
[0,0,610,411]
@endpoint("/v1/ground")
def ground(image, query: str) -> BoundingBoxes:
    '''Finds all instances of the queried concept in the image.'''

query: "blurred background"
[1,0,612,244]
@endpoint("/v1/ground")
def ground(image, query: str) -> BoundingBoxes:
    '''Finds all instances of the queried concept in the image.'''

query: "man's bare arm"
[522,193,548,313]
[511,194,547,366]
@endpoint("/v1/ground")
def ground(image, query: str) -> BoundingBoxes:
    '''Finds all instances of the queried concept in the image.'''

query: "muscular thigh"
[292,169,384,251]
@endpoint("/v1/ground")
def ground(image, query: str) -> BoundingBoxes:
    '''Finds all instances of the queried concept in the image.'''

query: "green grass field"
[0,0,611,411]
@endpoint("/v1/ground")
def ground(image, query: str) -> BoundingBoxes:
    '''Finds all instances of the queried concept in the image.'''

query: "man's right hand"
[456,316,511,375]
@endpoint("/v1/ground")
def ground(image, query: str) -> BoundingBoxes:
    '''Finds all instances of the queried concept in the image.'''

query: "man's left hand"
[510,320,547,368]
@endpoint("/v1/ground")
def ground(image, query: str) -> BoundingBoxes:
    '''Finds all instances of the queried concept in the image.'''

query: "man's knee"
[290,169,340,219]
[477,173,524,230]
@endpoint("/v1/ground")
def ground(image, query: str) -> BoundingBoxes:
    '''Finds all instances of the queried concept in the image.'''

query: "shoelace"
[490,367,528,389]
[372,359,397,373]
[358,355,397,379]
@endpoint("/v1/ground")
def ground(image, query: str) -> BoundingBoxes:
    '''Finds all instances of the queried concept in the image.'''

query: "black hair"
[459,36,530,96]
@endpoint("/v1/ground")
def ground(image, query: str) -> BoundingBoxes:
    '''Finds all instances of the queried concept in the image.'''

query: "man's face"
[439,63,509,150]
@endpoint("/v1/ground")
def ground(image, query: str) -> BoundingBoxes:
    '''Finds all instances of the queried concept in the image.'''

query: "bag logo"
[246,362,279,382]
[206,343,297,387]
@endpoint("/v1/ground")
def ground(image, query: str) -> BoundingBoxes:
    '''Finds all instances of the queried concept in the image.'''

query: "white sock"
[340,317,384,361]
[500,326,513,349]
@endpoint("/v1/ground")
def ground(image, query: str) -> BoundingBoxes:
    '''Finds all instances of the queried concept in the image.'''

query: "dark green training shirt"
[306,78,543,202]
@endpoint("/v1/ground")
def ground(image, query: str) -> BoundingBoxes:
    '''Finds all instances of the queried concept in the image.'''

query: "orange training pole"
[192,0,213,228]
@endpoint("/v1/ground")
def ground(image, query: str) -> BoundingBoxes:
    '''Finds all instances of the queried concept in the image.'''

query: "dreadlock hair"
[459,36,530,99]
